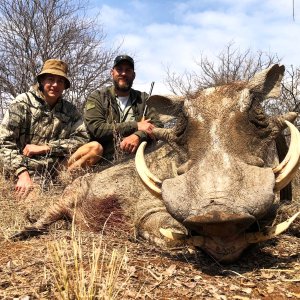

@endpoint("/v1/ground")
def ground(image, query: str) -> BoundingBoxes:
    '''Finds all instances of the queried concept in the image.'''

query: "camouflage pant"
[0,155,67,184]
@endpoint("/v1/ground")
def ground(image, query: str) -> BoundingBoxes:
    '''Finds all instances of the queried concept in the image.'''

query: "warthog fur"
[15,64,299,262]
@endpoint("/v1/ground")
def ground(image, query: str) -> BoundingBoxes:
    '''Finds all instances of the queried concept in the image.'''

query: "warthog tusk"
[160,211,300,247]
[159,228,205,246]
[159,228,187,240]
[135,141,162,194]
[246,211,300,243]
[273,121,300,192]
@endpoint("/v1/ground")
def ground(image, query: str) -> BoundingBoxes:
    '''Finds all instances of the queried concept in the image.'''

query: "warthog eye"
[249,102,269,129]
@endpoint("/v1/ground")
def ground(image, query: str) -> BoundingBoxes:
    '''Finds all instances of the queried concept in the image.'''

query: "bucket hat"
[37,59,70,89]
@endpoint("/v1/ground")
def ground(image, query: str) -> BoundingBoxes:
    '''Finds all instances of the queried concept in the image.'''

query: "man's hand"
[23,144,50,157]
[120,134,140,153]
[137,119,155,137]
[15,171,34,200]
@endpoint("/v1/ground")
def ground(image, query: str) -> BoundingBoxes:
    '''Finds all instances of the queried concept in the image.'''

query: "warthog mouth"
[159,228,251,263]
[191,234,251,263]
[160,211,300,262]
[183,212,256,262]
[183,211,255,237]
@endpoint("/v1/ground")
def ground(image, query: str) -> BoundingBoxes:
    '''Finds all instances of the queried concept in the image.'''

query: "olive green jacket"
[84,86,163,159]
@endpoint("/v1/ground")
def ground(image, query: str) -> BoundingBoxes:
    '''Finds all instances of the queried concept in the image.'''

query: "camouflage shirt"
[0,85,90,177]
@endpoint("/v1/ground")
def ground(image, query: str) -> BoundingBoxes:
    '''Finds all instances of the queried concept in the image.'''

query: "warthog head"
[137,64,300,262]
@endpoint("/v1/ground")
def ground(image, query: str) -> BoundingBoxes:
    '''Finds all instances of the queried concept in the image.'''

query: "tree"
[164,42,281,96]
[0,0,119,113]
[164,41,300,126]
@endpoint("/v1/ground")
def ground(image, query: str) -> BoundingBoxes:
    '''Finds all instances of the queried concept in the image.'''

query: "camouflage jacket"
[84,86,163,160]
[0,85,90,177]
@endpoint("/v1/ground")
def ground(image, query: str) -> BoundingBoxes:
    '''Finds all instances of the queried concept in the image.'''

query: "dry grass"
[48,224,129,299]
[0,174,300,299]
[0,176,133,299]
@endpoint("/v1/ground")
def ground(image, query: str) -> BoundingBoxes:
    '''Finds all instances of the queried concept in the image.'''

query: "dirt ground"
[0,178,300,300]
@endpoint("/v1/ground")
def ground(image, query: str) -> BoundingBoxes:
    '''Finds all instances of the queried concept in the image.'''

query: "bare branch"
[164,42,300,129]
[164,41,281,96]
[0,0,120,113]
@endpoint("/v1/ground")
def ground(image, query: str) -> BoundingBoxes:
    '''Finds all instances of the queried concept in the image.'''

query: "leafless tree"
[0,0,119,112]
[164,42,281,96]
[164,41,300,129]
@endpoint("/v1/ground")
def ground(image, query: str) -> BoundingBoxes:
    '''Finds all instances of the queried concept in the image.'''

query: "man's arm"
[46,116,91,156]
[120,98,163,153]
[0,100,30,176]
[120,118,155,153]
[84,90,140,142]
[132,103,164,143]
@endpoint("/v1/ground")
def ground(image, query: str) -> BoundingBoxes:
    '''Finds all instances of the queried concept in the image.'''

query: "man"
[83,55,163,161]
[0,59,101,199]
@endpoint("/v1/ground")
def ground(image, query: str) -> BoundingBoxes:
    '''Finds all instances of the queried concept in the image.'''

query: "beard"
[113,77,133,92]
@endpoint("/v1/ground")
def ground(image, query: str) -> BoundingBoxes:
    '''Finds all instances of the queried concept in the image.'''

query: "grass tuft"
[47,221,128,300]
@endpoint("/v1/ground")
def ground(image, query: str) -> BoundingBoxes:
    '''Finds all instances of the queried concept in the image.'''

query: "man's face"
[111,61,135,93]
[41,74,66,103]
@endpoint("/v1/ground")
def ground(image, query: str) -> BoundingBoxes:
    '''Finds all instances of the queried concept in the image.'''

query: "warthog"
[15,64,300,262]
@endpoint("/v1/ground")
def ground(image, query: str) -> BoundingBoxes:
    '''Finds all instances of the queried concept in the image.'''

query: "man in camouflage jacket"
[84,55,163,161]
[0,59,101,199]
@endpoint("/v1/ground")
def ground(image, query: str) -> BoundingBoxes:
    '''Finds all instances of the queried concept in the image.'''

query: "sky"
[87,0,300,95]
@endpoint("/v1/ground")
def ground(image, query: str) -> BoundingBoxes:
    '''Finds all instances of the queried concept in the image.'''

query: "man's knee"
[68,141,103,170]
[80,141,103,166]
[74,141,103,157]
[87,141,103,156]
[86,141,103,165]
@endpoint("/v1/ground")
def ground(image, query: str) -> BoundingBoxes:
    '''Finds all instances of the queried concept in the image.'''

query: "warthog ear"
[247,64,285,99]
[147,95,184,123]
[240,64,285,112]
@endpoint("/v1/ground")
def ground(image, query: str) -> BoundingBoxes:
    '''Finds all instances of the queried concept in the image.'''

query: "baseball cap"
[113,55,134,70]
